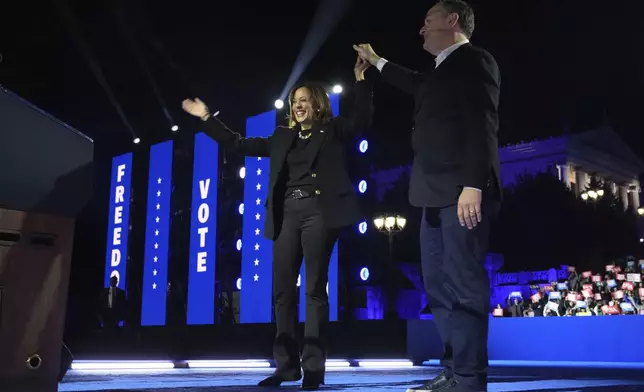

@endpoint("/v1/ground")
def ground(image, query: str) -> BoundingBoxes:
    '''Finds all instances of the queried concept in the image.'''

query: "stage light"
[236,239,242,251]
[638,207,644,215]
[358,180,367,193]
[640,238,643,243]
[297,274,301,287]
[239,167,246,179]
[332,84,343,94]
[357,360,413,368]
[187,360,270,368]
[236,278,242,290]
[171,125,179,132]
[133,137,141,144]
[274,99,284,109]
[360,267,370,281]
[238,203,244,215]
[358,221,367,234]
[70,361,174,371]
[359,139,368,153]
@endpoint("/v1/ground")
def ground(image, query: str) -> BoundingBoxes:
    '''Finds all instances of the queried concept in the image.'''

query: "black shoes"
[301,371,325,390]
[258,371,324,390]
[405,369,452,391]
[258,371,301,387]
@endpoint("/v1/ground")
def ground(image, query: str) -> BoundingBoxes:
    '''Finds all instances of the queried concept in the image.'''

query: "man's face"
[419,4,457,55]
[110,276,118,287]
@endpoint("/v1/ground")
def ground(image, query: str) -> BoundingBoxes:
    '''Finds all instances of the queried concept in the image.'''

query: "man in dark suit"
[355,1,500,391]
[100,275,126,331]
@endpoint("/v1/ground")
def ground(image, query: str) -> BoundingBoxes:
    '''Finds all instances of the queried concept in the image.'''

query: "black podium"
[0,86,93,392]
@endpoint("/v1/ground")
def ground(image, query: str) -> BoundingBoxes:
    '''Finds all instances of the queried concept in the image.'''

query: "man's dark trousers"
[420,198,499,390]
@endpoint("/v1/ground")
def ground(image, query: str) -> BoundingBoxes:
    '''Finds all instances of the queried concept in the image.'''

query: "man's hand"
[457,188,482,229]
[353,43,381,66]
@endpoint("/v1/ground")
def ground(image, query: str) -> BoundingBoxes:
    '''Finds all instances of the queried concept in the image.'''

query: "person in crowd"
[182,56,372,390]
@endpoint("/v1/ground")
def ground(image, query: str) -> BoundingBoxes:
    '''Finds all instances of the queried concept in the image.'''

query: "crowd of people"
[494,261,644,316]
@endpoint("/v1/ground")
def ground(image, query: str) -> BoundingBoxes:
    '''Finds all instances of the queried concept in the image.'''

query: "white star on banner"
[154,242,159,249]
[157,190,161,197]
[254,274,259,281]
[256,198,261,205]
[155,216,160,223]
[153,283,157,289]
[156,203,160,210]
[256,183,261,190]
[153,256,158,262]
[254,258,260,266]
[254,243,260,250]
[257,157,262,161]
[155,229,159,236]
[257,168,262,176]
[157,177,162,184]
[153,269,158,276]
[255,228,260,235]
[256,213,261,220]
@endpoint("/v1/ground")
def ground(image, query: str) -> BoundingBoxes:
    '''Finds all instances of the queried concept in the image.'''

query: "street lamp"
[373,215,406,319]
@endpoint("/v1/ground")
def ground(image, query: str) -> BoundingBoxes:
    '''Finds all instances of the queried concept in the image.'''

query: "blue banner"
[299,93,340,322]
[104,153,133,290]
[141,141,173,326]
[240,110,276,323]
[187,133,220,325]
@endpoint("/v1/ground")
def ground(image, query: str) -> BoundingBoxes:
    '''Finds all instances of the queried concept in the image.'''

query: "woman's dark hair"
[287,83,334,128]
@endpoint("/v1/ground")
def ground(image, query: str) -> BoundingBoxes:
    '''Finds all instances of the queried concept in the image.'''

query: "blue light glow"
[358,221,367,234]
[360,267,370,281]
[359,139,368,153]
[358,180,367,194]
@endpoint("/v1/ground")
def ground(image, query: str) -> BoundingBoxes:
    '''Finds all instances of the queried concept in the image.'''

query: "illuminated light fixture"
[133,138,141,144]
[358,180,367,194]
[171,125,179,132]
[70,361,174,371]
[297,274,301,287]
[360,267,369,281]
[358,139,368,153]
[238,203,244,215]
[187,360,271,368]
[236,278,242,290]
[358,221,367,234]
[274,99,284,109]
[236,239,242,251]
[326,360,351,368]
[638,207,643,215]
[332,84,343,94]
[239,167,246,179]
[357,360,414,368]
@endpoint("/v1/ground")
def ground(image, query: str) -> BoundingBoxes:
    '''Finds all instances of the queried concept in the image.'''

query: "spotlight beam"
[279,0,354,99]
[53,0,137,137]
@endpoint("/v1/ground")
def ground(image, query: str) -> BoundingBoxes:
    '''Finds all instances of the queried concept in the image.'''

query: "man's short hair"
[438,0,475,38]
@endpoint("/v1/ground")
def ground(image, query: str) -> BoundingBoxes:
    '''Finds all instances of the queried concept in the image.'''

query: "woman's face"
[292,87,315,125]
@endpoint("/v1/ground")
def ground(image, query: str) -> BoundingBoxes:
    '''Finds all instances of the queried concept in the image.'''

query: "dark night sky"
[2,0,644,165]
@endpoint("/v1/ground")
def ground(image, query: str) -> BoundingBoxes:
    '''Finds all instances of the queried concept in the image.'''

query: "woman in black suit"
[182,56,372,390]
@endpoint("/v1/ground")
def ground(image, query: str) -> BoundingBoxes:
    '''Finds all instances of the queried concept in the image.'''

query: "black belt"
[286,189,312,200]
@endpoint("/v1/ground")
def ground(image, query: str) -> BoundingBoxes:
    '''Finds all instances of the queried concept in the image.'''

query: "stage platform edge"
[407,316,644,365]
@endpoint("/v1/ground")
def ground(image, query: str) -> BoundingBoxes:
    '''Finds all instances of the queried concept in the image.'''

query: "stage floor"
[59,366,644,391]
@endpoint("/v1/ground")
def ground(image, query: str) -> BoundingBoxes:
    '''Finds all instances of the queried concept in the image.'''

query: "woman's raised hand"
[182,98,210,120]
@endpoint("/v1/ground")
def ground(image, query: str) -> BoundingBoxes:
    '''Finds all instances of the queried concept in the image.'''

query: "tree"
[489,170,640,272]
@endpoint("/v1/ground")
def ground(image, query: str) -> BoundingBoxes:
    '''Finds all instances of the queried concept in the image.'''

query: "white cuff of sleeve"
[463,187,481,192]
[376,58,388,72]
